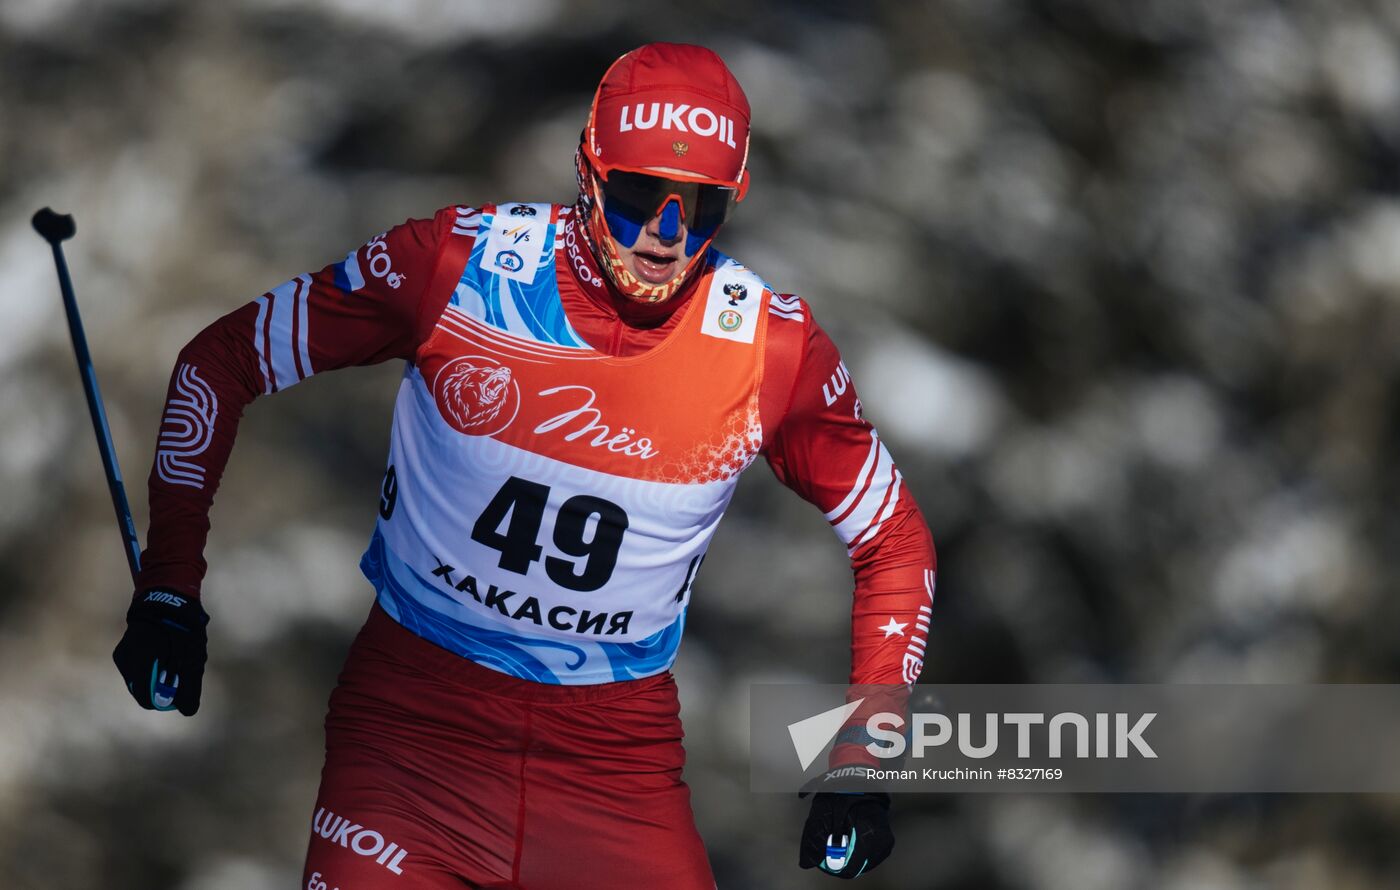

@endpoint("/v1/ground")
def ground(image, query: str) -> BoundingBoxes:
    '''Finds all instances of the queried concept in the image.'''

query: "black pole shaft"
[46,238,143,586]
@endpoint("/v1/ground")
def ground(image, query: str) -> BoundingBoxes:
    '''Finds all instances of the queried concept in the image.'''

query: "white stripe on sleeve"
[823,431,880,523]
[296,273,313,377]
[848,469,903,553]
[252,294,271,394]
[266,277,301,392]
[827,438,897,546]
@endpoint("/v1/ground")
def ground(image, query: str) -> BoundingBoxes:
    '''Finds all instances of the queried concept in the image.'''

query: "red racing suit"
[138,203,936,888]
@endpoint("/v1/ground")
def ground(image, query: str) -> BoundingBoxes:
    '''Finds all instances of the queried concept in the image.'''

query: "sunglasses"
[597,170,738,239]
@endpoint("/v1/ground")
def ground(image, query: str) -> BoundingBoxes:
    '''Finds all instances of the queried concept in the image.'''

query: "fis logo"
[144,591,187,608]
[618,103,740,148]
[312,807,408,875]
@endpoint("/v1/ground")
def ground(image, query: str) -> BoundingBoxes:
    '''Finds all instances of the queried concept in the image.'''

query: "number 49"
[470,476,629,592]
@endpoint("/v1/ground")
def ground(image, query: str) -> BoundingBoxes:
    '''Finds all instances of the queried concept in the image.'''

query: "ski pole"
[32,207,143,585]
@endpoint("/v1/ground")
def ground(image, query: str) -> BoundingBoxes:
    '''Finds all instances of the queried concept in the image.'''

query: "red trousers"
[301,604,715,889]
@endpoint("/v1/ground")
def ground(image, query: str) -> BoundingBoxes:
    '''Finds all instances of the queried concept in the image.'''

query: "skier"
[112,43,936,887]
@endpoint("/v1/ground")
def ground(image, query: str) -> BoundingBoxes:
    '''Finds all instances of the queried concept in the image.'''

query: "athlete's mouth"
[632,249,679,283]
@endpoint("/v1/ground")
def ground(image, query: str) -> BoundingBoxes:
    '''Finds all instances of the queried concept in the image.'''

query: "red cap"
[586,43,751,191]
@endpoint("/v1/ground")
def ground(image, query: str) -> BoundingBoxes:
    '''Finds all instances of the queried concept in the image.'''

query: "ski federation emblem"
[482,205,549,283]
[701,262,763,344]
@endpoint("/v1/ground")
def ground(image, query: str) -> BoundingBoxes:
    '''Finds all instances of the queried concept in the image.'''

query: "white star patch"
[878,617,908,639]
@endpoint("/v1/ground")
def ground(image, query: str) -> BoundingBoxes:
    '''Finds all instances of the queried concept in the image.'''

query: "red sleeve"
[136,205,474,597]
[762,298,938,689]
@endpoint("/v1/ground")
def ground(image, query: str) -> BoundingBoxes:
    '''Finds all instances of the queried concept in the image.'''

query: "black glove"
[798,788,894,879]
[112,589,210,715]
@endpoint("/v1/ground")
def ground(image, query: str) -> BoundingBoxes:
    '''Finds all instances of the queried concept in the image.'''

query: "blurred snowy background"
[3,0,1400,887]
